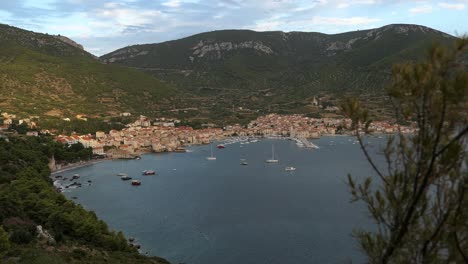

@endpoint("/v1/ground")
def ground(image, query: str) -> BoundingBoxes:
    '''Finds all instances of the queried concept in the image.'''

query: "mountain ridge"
[100,24,456,120]
[0,23,176,119]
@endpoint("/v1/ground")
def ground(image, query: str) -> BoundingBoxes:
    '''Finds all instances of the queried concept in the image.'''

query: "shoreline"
[50,134,390,175]
[51,159,109,175]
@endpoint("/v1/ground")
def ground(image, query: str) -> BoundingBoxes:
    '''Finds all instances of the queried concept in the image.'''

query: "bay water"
[61,136,385,264]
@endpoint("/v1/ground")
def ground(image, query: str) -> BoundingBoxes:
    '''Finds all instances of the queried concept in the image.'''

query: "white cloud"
[409,5,433,14]
[251,20,283,31]
[438,2,465,10]
[310,16,381,25]
[96,6,164,26]
[337,0,376,9]
[162,0,181,8]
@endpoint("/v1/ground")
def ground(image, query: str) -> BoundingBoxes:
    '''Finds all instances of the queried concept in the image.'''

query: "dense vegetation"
[0,136,168,263]
[0,23,176,119]
[102,24,456,121]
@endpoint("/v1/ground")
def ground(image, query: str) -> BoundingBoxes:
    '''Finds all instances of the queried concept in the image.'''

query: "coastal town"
[1,111,417,159]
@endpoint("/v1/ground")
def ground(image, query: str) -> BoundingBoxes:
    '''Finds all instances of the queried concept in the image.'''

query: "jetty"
[295,137,319,149]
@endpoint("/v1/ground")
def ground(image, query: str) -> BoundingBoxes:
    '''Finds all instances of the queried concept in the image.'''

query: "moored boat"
[265,144,279,163]
[217,144,225,149]
[207,143,216,160]
[121,175,132,181]
[285,166,296,171]
[131,180,141,186]
[175,147,186,152]
[142,170,156,175]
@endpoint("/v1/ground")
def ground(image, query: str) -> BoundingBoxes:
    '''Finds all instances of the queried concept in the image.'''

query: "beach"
[51,159,109,175]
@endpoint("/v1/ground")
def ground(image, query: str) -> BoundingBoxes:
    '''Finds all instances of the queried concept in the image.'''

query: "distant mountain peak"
[0,23,90,57]
[54,35,84,50]
[98,23,456,118]
[372,24,452,38]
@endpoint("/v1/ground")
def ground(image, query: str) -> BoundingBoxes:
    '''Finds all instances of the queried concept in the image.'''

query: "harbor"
[57,136,385,264]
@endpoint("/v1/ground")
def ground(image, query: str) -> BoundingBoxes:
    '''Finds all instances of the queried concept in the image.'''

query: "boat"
[131,180,141,186]
[265,144,279,163]
[121,175,132,181]
[117,173,128,176]
[241,161,248,165]
[217,144,225,149]
[142,170,156,175]
[285,166,296,171]
[71,174,80,180]
[175,147,186,152]
[207,143,216,160]
[135,156,141,160]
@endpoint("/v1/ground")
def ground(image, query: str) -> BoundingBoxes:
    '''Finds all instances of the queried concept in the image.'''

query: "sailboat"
[206,143,216,160]
[117,160,128,176]
[265,144,279,163]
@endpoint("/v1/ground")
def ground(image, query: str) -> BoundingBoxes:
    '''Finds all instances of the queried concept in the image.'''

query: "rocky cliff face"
[54,35,84,50]
[189,40,274,60]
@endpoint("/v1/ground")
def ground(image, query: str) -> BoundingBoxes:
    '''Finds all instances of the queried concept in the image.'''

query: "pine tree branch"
[381,85,449,263]
[355,129,388,186]
[434,125,468,158]
[454,231,468,262]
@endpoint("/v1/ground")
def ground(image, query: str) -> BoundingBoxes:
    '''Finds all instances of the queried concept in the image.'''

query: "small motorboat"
[285,166,296,171]
[117,173,127,176]
[121,175,132,181]
[241,161,248,165]
[142,170,156,175]
[174,147,186,152]
[217,144,225,149]
[131,180,141,186]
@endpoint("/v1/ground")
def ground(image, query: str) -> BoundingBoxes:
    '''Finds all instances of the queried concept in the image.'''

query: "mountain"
[0,24,176,119]
[101,24,456,120]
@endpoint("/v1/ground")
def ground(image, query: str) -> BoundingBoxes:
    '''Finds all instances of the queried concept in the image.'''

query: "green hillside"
[101,24,456,121]
[0,24,176,119]
[0,136,169,263]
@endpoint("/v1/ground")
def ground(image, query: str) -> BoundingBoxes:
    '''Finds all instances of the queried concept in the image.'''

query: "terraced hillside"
[0,24,176,118]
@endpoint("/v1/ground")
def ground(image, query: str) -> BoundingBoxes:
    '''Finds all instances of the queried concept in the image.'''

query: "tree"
[0,225,10,255]
[342,39,468,263]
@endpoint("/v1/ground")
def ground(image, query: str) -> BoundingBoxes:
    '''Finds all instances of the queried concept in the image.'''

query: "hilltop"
[0,24,176,119]
[101,24,456,121]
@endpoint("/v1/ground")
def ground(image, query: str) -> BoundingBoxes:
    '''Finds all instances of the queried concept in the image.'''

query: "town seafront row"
[52,114,417,158]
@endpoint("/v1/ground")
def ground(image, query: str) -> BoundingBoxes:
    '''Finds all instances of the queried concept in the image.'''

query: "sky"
[0,0,467,56]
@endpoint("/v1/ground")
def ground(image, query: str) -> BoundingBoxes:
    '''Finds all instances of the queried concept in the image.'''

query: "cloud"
[1,0,467,55]
[337,0,376,9]
[409,5,433,14]
[310,16,381,25]
[162,0,181,8]
[438,2,465,10]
